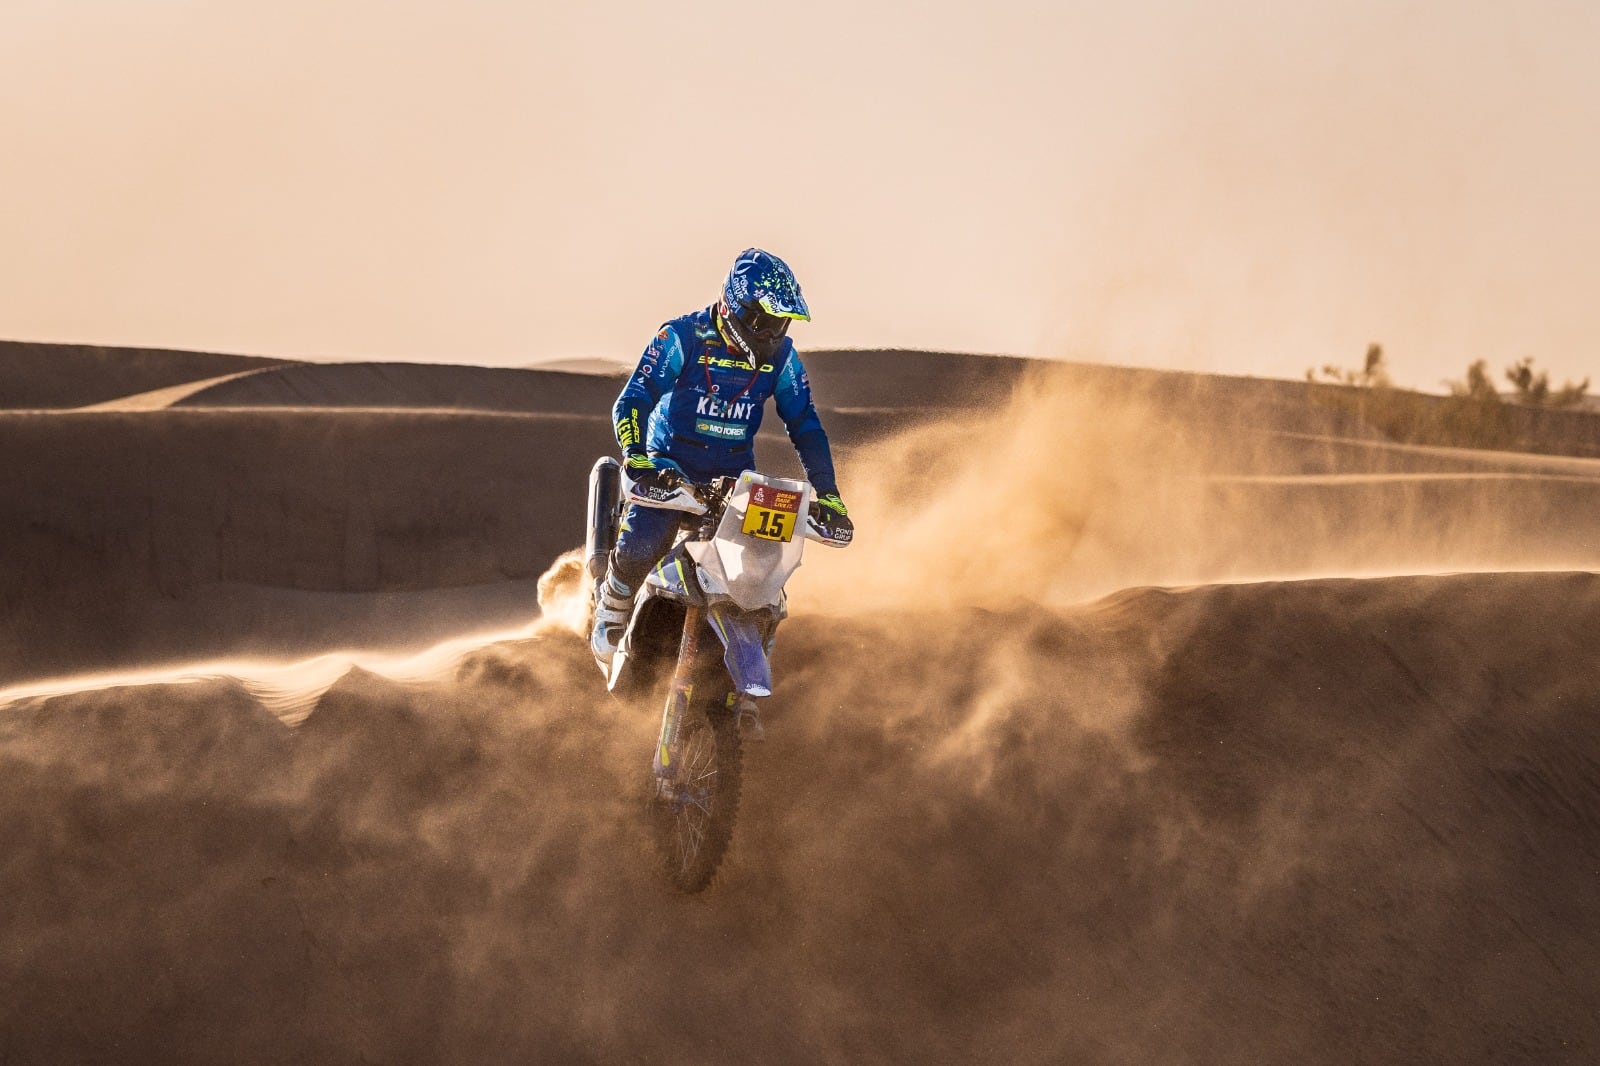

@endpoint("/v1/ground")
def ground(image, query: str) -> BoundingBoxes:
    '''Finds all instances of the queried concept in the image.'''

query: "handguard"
[804,505,853,548]
[624,469,708,515]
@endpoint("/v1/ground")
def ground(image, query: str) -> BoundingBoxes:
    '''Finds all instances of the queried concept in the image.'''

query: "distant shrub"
[1438,359,1512,449]
[1305,347,1591,453]
[1308,342,1392,389]
[1504,356,1589,408]
[1306,343,1434,443]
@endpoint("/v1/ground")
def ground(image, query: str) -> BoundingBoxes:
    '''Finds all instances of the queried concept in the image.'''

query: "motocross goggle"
[730,300,795,346]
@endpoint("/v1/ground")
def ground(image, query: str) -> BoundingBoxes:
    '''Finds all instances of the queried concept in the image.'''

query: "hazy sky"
[1,0,1595,389]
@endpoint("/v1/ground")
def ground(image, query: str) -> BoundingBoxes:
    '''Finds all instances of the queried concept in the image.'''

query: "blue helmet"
[718,248,810,362]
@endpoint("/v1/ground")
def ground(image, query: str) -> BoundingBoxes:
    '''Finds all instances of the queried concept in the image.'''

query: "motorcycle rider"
[591,248,852,665]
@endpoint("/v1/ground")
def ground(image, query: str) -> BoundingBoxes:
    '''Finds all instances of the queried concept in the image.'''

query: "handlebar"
[660,471,829,518]
[626,467,850,547]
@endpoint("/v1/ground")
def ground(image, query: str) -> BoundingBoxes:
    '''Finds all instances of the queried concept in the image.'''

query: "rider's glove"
[624,453,687,501]
[808,492,854,546]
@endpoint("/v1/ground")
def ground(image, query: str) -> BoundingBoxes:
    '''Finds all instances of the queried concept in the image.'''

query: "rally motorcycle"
[584,456,850,892]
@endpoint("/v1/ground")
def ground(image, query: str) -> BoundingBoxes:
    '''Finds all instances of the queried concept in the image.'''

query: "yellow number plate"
[743,503,798,543]
[741,484,803,543]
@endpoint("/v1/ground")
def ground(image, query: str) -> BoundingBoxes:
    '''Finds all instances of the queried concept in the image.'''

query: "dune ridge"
[1,346,1598,1063]
[0,339,291,409]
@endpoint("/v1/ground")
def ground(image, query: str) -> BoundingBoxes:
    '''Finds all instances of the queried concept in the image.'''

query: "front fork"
[653,605,705,784]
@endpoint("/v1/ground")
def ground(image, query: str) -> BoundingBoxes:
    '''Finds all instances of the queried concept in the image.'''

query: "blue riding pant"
[611,502,693,593]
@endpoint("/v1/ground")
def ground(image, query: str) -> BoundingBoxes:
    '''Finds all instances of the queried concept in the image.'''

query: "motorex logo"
[694,419,749,440]
[696,395,757,422]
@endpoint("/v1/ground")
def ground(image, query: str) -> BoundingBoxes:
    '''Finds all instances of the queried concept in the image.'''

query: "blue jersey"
[612,305,837,495]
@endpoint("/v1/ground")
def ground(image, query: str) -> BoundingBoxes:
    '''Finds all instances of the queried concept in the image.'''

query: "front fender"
[706,602,777,698]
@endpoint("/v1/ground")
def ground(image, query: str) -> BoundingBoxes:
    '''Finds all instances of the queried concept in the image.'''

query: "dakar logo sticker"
[747,484,801,513]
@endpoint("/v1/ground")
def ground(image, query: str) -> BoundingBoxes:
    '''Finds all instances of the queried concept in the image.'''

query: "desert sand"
[1,341,1597,1064]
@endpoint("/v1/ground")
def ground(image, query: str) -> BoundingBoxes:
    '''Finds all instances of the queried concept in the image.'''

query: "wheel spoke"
[650,703,740,891]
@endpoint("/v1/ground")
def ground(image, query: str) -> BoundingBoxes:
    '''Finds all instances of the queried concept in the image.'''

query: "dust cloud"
[3,370,1599,1063]
[798,365,1600,612]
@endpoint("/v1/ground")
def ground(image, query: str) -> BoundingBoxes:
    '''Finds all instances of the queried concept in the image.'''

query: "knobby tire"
[651,698,742,893]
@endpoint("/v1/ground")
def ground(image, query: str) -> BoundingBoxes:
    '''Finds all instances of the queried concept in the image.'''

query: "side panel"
[644,544,706,606]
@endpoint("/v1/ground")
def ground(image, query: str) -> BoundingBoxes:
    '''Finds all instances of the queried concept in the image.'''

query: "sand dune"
[1,572,1596,1063]
[0,352,1024,684]
[1,345,1598,1063]
[0,340,289,409]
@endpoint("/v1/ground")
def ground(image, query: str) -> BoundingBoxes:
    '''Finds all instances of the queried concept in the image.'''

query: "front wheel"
[649,696,742,892]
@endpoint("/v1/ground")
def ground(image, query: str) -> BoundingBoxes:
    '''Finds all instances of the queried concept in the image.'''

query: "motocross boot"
[590,574,634,665]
